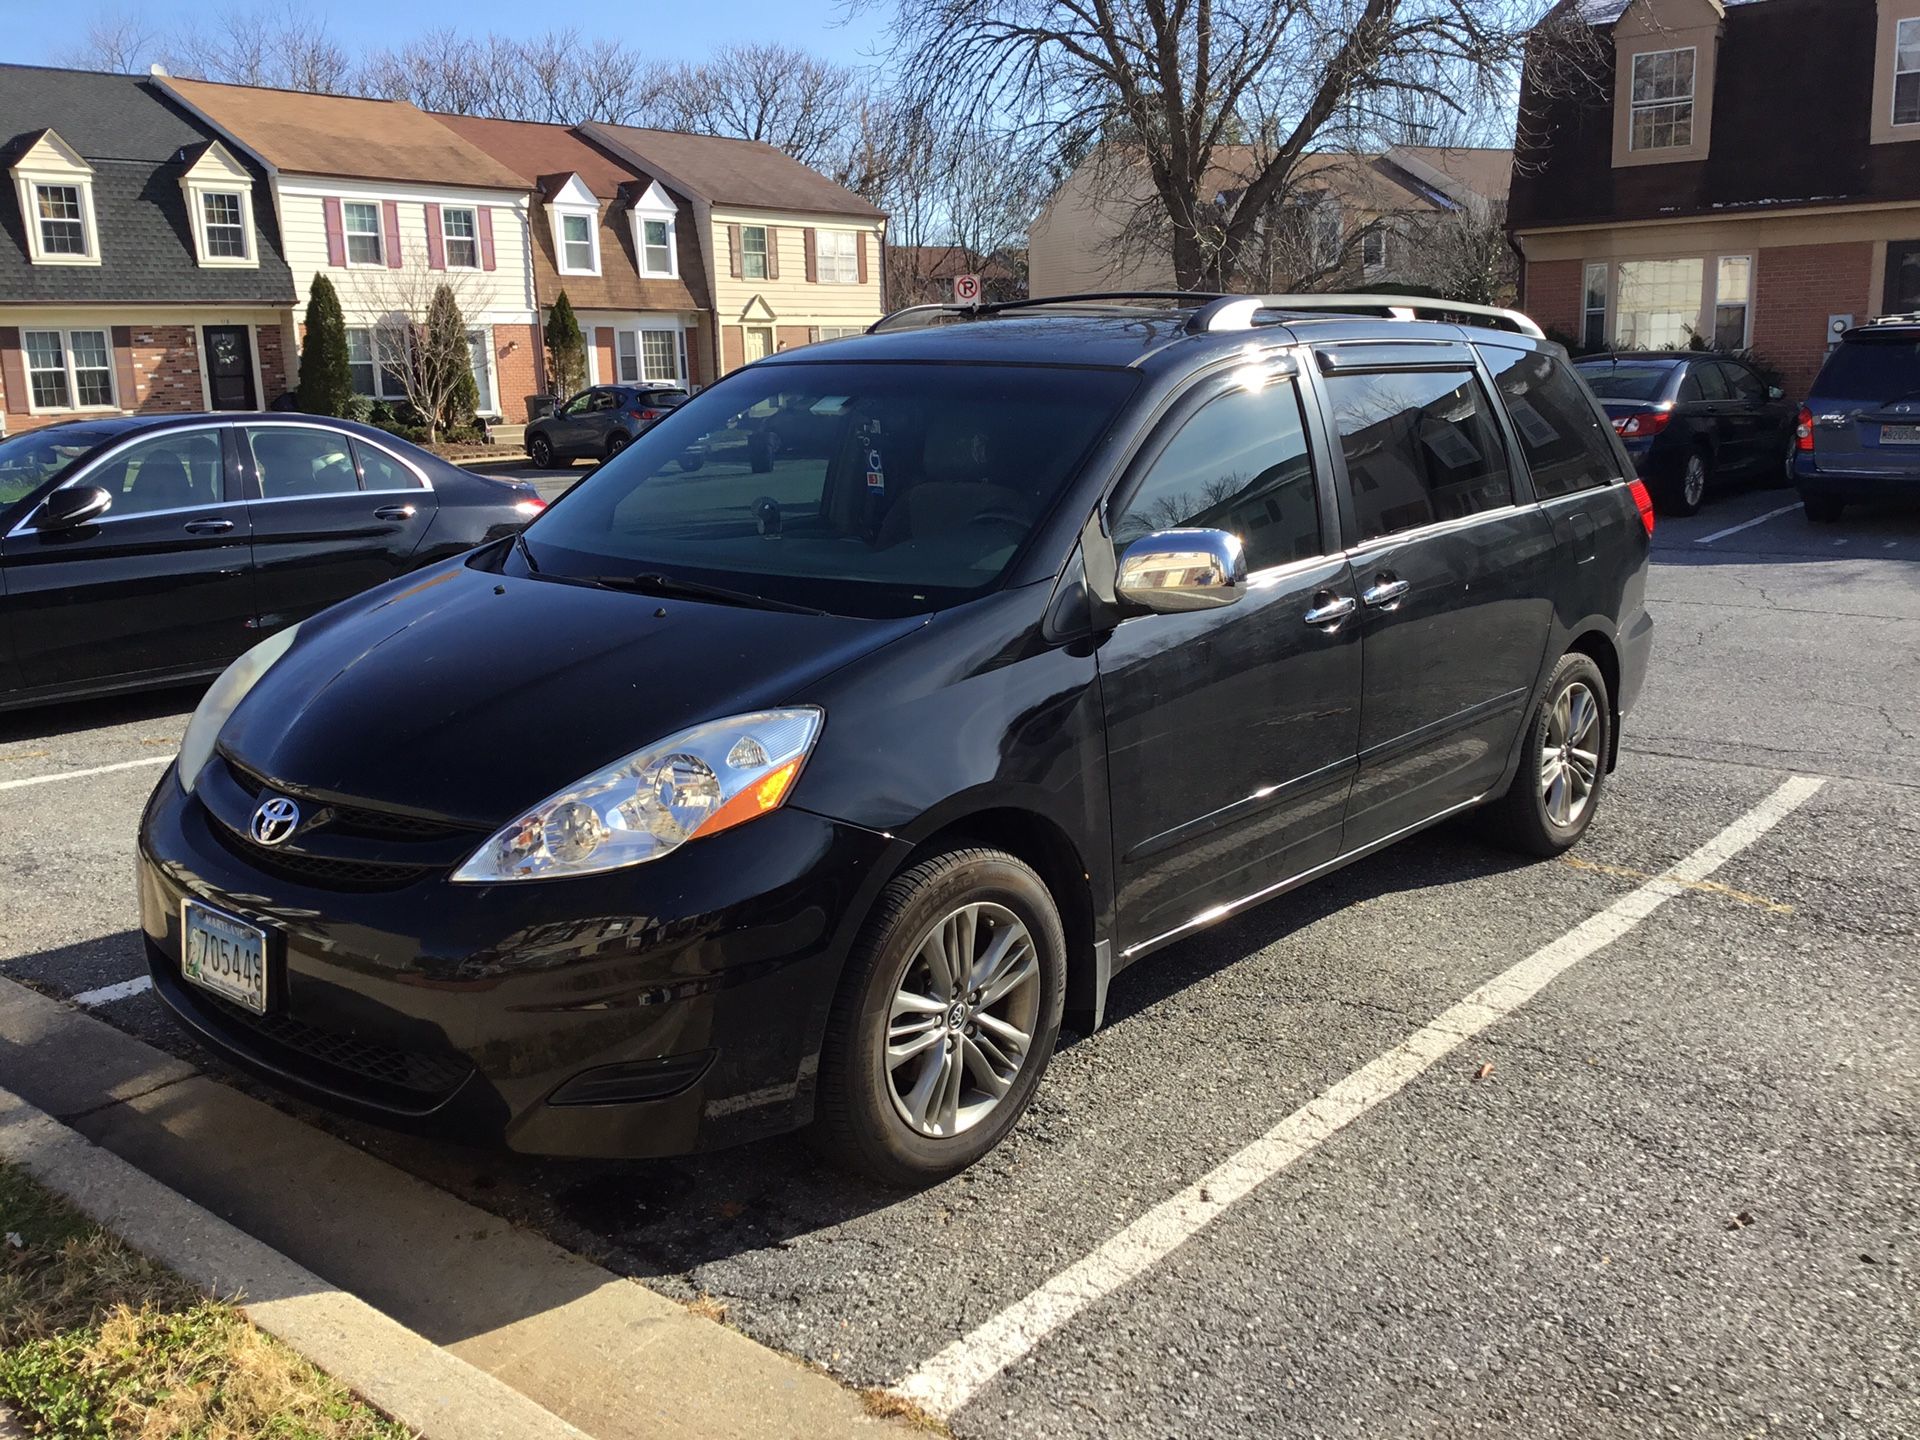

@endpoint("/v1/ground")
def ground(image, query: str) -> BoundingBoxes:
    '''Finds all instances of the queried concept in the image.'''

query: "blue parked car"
[1795,318,1920,522]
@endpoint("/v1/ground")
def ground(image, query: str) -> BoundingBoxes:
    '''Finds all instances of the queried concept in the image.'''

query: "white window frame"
[1896,18,1920,127]
[346,327,378,398]
[1583,261,1609,351]
[639,328,682,384]
[1628,47,1696,153]
[816,229,859,284]
[815,326,863,341]
[12,132,101,267]
[466,326,500,418]
[640,217,676,278]
[345,326,416,402]
[1713,254,1753,350]
[741,225,770,281]
[615,330,641,384]
[342,200,384,267]
[21,327,116,414]
[557,211,598,275]
[194,188,255,265]
[442,205,480,270]
[1609,256,1707,350]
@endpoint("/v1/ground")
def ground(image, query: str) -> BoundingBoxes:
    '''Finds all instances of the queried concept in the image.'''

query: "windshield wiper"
[577,571,827,616]
[513,530,540,573]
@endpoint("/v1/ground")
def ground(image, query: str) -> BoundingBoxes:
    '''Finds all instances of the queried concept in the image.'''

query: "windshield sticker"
[866,447,885,490]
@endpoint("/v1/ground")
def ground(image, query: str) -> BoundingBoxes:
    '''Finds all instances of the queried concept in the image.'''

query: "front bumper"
[137,767,898,1158]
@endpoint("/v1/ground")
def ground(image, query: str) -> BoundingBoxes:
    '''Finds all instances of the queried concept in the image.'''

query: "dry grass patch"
[0,1162,410,1439]
[857,1386,951,1434]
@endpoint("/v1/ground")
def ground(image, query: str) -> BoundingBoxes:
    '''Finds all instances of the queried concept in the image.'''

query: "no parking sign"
[953,273,982,304]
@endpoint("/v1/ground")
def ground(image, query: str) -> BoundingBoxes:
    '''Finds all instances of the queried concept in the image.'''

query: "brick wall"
[124,325,205,414]
[1751,241,1873,402]
[491,323,542,423]
[256,323,290,406]
[1523,258,1583,342]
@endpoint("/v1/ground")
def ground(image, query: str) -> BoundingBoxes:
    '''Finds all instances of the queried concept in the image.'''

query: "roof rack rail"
[1865,312,1920,326]
[868,292,1225,334]
[1185,293,1544,339]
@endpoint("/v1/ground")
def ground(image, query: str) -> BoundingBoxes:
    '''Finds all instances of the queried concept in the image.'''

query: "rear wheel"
[1655,449,1710,516]
[812,848,1066,1186]
[1801,491,1844,523]
[1481,652,1611,858]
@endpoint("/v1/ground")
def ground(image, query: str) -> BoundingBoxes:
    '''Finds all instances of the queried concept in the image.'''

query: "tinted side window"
[1723,362,1766,402]
[247,427,359,499]
[1691,362,1731,401]
[1485,349,1622,499]
[352,439,424,491]
[85,431,225,518]
[1112,381,1322,571]
[1677,369,1703,402]
[1324,370,1512,541]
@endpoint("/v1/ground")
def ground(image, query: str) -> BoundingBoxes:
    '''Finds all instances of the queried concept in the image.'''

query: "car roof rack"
[1864,312,1920,326]
[867,290,1544,340]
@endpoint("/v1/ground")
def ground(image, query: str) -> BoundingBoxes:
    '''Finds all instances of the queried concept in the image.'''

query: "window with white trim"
[1583,262,1608,351]
[1714,255,1752,349]
[1615,258,1704,349]
[741,225,769,281]
[641,217,675,276]
[560,212,596,273]
[815,326,863,340]
[34,184,87,256]
[640,329,680,382]
[442,206,478,269]
[616,330,640,384]
[345,326,415,400]
[346,328,377,397]
[1629,48,1695,151]
[816,229,859,283]
[201,191,247,259]
[1897,19,1920,126]
[343,201,382,265]
[23,328,114,410]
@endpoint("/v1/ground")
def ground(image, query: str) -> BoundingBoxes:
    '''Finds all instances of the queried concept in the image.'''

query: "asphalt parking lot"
[2,485,1915,1438]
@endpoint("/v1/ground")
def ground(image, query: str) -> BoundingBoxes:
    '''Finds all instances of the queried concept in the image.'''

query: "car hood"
[218,558,925,827]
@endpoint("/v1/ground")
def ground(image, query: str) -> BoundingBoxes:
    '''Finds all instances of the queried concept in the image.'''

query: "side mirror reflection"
[1115,528,1247,614]
[36,484,113,531]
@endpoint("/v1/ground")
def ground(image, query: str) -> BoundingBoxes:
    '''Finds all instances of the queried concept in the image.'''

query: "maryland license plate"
[1881,424,1920,445]
[181,900,269,1014]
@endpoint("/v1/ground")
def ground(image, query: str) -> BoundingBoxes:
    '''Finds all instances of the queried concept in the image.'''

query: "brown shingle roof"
[166,78,526,190]
[581,123,884,219]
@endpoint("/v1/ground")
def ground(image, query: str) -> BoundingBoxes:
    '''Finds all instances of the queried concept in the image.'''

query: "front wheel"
[527,433,560,469]
[1480,653,1612,858]
[812,848,1066,1186]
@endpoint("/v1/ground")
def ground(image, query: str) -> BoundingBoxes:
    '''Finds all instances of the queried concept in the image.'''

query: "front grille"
[194,988,473,1101]
[208,817,434,891]
[221,757,481,843]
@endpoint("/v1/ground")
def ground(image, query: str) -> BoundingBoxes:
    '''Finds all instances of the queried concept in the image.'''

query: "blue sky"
[5,0,890,70]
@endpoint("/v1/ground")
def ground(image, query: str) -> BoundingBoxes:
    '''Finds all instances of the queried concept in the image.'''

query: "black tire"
[812,848,1066,1187]
[1801,490,1844,523]
[1654,448,1710,517]
[677,453,704,473]
[606,431,630,459]
[528,434,563,469]
[1480,652,1612,858]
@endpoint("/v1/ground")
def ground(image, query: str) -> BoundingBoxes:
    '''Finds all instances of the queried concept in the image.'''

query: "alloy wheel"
[1683,454,1707,509]
[884,901,1040,1138]
[1540,680,1601,827]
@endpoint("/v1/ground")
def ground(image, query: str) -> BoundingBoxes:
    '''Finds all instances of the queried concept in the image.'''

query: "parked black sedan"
[0,413,543,711]
[524,385,688,468]
[1574,352,1795,516]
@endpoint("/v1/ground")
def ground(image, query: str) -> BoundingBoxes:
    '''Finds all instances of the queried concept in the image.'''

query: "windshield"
[1816,336,1920,401]
[518,362,1137,617]
[1574,361,1676,402]
[0,426,116,508]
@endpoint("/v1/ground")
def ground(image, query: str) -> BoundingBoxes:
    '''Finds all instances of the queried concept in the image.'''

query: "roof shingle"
[581,123,884,219]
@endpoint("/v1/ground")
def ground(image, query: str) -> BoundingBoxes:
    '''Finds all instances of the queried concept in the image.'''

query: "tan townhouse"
[579,123,886,375]
[161,79,542,421]
[1511,0,1920,398]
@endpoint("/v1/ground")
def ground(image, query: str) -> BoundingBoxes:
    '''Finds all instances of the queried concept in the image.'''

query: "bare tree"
[166,3,353,92]
[652,45,863,172]
[881,0,1565,289]
[63,11,162,73]
[341,256,489,443]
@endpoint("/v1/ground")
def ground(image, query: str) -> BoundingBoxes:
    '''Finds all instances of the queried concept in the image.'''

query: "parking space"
[2,487,1915,1437]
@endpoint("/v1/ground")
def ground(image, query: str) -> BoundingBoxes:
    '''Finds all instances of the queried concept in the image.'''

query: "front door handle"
[182,517,234,535]
[1303,593,1357,628]
[373,504,417,520]
[1361,575,1411,609]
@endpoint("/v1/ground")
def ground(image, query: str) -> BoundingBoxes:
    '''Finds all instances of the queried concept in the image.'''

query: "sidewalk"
[0,977,904,1440]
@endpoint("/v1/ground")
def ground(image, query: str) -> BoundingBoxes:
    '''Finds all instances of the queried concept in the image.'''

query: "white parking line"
[895,775,1827,1418]
[0,755,174,792]
[71,975,152,1008]
[1694,503,1801,545]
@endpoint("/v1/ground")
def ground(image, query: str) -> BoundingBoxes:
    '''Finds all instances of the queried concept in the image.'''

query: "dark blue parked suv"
[1794,318,1920,522]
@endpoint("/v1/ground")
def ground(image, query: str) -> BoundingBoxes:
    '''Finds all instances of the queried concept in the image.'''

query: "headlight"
[177,624,302,793]
[451,708,824,883]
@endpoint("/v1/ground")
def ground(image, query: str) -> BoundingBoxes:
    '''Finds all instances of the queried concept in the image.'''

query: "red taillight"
[1613,409,1672,438]
[1795,405,1814,452]
[1627,477,1656,537]
[628,408,662,422]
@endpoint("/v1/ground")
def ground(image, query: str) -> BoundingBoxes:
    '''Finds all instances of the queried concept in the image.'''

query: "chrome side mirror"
[36,484,112,530]
[1114,528,1247,613]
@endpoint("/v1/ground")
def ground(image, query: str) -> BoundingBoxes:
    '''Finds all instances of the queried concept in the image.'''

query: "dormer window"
[543,173,602,278]
[561,213,596,273]
[627,181,680,280]
[1629,47,1696,150]
[11,129,100,266]
[641,219,673,275]
[201,193,246,257]
[180,141,258,267]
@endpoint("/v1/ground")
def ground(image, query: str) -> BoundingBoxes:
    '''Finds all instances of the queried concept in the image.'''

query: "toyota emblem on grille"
[250,796,301,847]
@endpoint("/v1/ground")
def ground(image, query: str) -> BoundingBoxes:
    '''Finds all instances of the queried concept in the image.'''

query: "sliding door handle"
[1361,575,1410,608]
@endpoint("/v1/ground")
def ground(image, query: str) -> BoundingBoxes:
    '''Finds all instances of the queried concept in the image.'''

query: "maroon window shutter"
[111,326,137,410]
[857,232,869,286]
[323,197,346,268]
[477,207,497,271]
[765,227,779,281]
[0,327,28,416]
[804,229,818,283]
[424,203,445,270]
[381,200,403,268]
[728,224,743,279]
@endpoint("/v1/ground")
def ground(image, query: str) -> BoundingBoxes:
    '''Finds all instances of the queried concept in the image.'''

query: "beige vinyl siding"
[710,208,885,332]
[276,176,537,324]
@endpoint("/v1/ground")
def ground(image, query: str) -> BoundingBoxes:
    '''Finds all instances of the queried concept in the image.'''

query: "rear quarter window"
[1485,348,1623,500]
[1815,336,1920,399]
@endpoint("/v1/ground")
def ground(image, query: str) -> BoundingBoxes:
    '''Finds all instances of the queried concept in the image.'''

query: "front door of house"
[744,326,774,364]
[202,326,256,410]
[1885,243,1920,316]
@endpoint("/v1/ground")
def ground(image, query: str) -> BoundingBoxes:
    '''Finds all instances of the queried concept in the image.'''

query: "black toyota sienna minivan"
[138,294,1654,1185]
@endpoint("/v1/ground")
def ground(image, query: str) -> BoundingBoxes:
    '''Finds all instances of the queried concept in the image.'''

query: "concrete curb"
[0,1082,591,1440]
